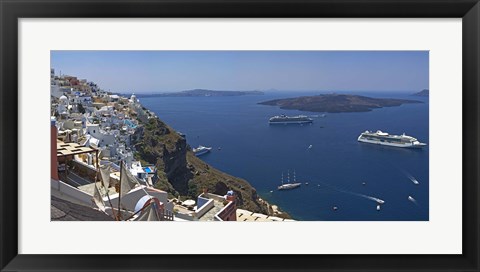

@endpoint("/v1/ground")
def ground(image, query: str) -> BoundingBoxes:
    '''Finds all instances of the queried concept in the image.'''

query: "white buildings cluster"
[50,70,157,177]
[50,70,281,222]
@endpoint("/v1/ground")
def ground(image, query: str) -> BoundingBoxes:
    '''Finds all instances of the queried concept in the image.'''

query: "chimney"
[226,190,235,202]
[51,116,59,180]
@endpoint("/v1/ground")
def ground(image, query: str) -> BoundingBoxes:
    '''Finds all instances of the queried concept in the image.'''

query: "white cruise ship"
[269,114,313,124]
[357,130,427,149]
[193,145,212,156]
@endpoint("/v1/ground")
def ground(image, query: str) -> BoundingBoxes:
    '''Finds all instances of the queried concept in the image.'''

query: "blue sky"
[51,51,429,93]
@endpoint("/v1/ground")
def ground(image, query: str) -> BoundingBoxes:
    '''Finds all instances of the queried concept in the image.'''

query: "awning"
[57,140,97,157]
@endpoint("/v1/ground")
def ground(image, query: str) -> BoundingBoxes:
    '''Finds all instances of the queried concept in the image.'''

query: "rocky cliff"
[134,117,288,218]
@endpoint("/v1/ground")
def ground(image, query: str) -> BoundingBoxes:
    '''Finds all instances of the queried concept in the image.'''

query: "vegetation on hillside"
[133,117,289,218]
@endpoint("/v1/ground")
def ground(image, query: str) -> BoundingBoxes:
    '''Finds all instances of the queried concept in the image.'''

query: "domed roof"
[134,195,154,214]
[130,93,136,99]
[59,95,68,101]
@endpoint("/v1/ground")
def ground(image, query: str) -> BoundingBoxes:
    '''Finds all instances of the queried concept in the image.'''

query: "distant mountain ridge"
[413,89,429,97]
[136,89,264,98]
[258,94,422,113]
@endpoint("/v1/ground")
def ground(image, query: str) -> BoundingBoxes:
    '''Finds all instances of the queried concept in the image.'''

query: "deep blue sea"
[140,91,429,221]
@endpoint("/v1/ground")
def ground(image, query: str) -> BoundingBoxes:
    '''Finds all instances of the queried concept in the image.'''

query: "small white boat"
[377,205,381,211]
[408,196,415,202]
[308,145,313,149]
[193,145,212,156]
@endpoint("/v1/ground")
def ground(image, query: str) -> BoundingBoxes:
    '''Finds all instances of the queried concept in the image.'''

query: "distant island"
[258,94,422,113]
[136,89,264,98]
[413,89,429,97]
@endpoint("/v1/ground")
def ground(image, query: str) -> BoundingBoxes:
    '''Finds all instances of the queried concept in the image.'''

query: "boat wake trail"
[317,181,385,204]
[400,169,420,185]
[341,190,385,204]
[408,196,420,206]
[406,173,419,185]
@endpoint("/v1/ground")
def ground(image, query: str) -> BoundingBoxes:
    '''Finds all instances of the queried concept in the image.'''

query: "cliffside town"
[50,69,290,221]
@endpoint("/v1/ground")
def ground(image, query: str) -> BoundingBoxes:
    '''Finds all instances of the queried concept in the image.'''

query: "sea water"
[140,91,429,221]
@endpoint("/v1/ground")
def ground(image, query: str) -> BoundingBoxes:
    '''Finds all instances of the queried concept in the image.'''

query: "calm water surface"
[140,91,429,221]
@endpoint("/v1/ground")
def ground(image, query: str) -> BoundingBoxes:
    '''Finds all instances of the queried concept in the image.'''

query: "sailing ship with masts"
[277,170,302,190]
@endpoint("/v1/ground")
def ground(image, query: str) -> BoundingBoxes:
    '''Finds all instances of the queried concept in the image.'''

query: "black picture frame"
[1,0,479,271]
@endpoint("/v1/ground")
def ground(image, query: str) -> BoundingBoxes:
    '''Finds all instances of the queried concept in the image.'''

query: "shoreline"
[128,95,293,219]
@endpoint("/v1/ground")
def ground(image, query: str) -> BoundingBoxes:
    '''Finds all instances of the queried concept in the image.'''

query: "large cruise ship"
[193,145,212,156]
[269,114,313,124]
[358,130,427,148]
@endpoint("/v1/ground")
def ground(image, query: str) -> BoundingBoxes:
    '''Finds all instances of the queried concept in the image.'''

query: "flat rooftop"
[197,200,224,221]
[236,209,295,222]
[174,204,194,215]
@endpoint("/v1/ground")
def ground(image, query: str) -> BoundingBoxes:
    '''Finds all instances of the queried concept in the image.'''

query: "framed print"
[1,0,479,271]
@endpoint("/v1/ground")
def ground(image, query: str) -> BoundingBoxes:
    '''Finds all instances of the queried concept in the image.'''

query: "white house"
[86,123,116,148]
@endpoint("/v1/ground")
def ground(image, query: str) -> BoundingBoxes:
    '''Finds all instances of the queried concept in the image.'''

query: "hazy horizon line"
[115,89,428,94]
